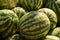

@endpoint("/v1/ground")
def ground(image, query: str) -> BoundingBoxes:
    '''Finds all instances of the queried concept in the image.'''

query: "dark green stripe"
[27,0,32,10]
[0,18,11,27]
[20,18,36,27]
[36,0,41,9]
[23,0,30,10]
[22,24,49,32]
[19,0,23,6]
[19,13,37,26]
[0,20,12,32]
[2,24,13,38]
[21,20,41,29]
[34,0,38,10]
[0,21,13,37]
[0,17,8,21]
[0,19,11,32]
[30,0,34,9]
[21,26,49,36]
[4,24,14,37]
[37,0,42,9]
[0,13,7,16]
[54,2,60,13]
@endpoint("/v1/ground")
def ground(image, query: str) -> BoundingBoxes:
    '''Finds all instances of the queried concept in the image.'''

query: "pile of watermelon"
[0,0,60,40]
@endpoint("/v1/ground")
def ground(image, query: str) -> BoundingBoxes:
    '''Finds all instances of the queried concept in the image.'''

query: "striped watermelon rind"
[48,27,60,38]
[38,8,57,29]
[45,0,60,23]
[12,7,27,31]
[12,7,26,19]
[18,0,43,11]
[0,9,19,38]
[18,11,50,39]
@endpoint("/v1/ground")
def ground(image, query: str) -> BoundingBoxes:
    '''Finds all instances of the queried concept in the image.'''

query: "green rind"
[48,27,60,38]
[42,0,48,7]
[42,35,60,40]
[18,11,50,39]
[45,0,60,23]
[12,7,26,19]
[12,7,26,31]
[0,0,18,9]
[38,8,57,29]
[19,0,42,11]
[0,9,19,38]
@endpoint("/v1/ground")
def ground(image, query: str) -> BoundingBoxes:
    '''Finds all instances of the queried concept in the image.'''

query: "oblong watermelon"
[18,0,42,11]
[0,9,19,38]
[18,11,50,39]
[0,0,18,9]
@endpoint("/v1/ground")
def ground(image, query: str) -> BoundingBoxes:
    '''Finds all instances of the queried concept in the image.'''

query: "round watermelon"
[18,11,50,40]
[18,0,42,11]
[45,0,60,23]
[38,8,57,29]
[0,0,18,9]
[0,9,19,38]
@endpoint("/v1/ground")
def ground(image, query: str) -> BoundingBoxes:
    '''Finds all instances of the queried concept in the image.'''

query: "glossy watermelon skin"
[18,11,50,39]
[38,8,57,29]
[12,7,26,19]
[0,9,19,38]
[45,0,60,23]
[18,0,42,11]
[48,27,60,38]
[0,0,18,9]
[42,35,60,40]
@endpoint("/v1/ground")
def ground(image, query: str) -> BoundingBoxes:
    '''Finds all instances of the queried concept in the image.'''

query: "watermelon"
[6,34,22,40]
[48,27,60,38]
[0,0,18,9]
[12,7,26,19]
[42,35,60,40]
[18,0,42,11]
[42,0,48,7]
[12,7,27,31]
[18,11,50,39]
[45,0,60,23]
[38,8,57,29]
[0,9,19,38]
